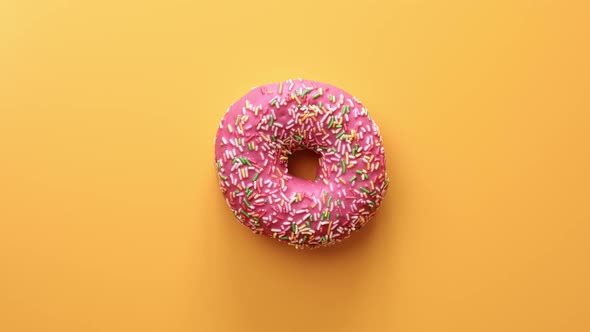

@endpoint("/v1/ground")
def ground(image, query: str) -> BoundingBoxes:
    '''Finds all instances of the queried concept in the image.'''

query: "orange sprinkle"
[339,177,346,184]
[278,82,283,94]
[323,178,329,185]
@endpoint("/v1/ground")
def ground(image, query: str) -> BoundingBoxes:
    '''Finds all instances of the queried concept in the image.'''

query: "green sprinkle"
[292,222,297,233]
[328,116,335,129]
[302,235,308,243]
[360,187,370,193]
[280,236,289,240]
[356,170,363,174]
[336,213,340,218]
[336,124,343,128]
[341,105,350,114]
[234,190,240,194]
[337,200,341,206]
[253,173,259,181]
[301,88,312,97]
[327,196,333,206]
[322,236,327,243]
[243,198,252,208]
[294,135,303,141]
[331,147,337,153]
[363,174,369,180]
[309,215,314,221]
[329,95,335,102]
[371,191,378,196]
[272,135,277,141]
[220,174,228,180]
[312,92,322,99]
[306,221,311,228]
[241,157,251,166]
[341,160,346,173]
[240,209,250,218]
[349,176,357,182]
[318,102,323,108]
[235,116,240,125]
[270,99,277,106]
[248,142,253,151]
[269,116,274,127]
[336,130,345,139]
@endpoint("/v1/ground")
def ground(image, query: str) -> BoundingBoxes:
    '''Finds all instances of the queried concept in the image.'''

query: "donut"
[214,79,389,248]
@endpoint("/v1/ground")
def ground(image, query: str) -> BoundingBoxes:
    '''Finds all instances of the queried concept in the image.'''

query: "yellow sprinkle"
[294,95,301,104]
[227,124,233,133]
[346,153,349,165]
[279,82,283,94]
[323,178,329,185]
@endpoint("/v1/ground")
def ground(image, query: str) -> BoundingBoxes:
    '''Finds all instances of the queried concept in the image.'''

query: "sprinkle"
[336,130,345,139]
[301,88,312,97]
[294,135,303,141]
[253,173,259,181]
[269,116,274,127]
[243,198,252,208]
[292,222,297,233]
[278,82,283,94]
[349,176,357,182]
[329,95,335,102]
[360,187,370,193]
[328,116,335,129]
[240,209,250,218]
[270,99,277,106]
[341,160,346,173]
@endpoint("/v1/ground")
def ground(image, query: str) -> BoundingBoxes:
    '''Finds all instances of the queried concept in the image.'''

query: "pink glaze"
[214,79,389,248]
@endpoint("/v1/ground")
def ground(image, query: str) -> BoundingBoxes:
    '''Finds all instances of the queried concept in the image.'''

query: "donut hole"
[287,149,321,181]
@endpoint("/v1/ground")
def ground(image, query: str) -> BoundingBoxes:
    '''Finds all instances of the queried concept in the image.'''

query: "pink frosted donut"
[214,79,389,248]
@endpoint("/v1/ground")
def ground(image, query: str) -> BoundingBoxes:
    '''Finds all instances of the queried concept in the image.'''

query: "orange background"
[1,1,589,331]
